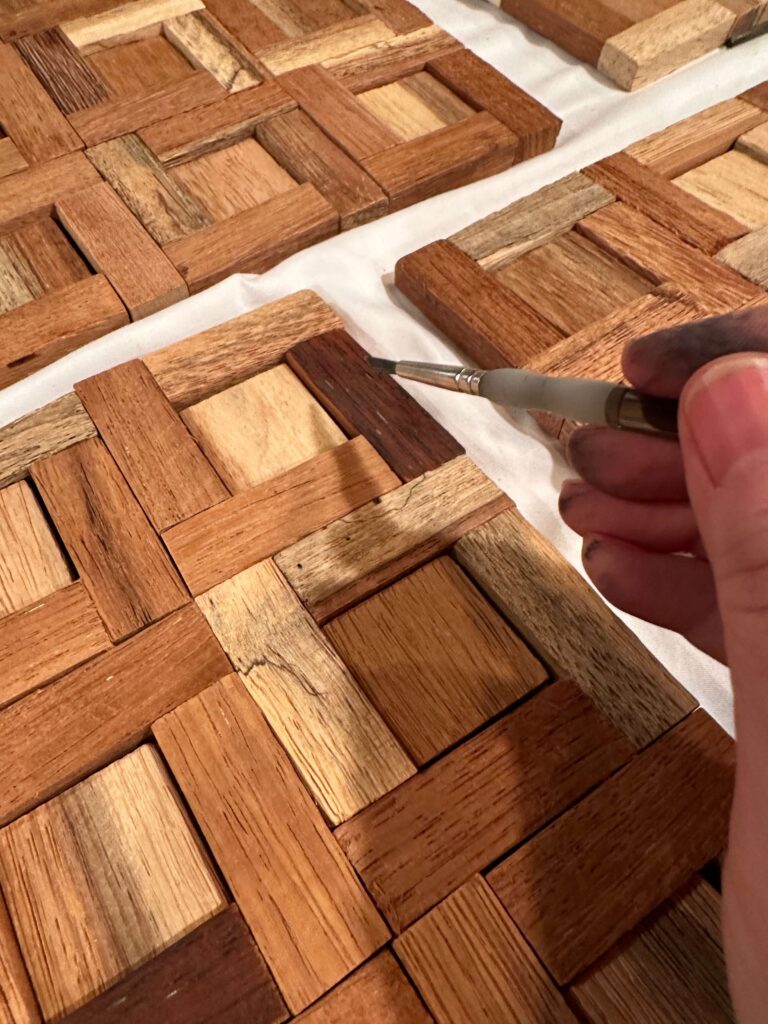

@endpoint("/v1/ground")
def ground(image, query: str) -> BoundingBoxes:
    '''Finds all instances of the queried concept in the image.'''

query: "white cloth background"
[3,0,768,733]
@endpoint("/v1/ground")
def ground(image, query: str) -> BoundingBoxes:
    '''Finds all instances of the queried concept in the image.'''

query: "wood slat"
[736,120,768,163]
[14,26,108,114]
[250,0,354,36]
[356,0,431,33]
[0,152,102,229]
[258,16,396,75]
[180,363,346,492]
[197,559,415,824]
[0,0,136,42]
[0,138,28,179]
[203,0,287,51]
[164,436,399,594]
[31,437,188,641]
[0,890,40,1024]
[322,24,460,92]
[497,0,630,65]
[60,0,204,53]
[12,218,88,292]
[0,745,226,1021]
[357,73,473,142]
[59,907,288,1024]
[163,11,262,93]
[488,710,735,983]
[716,225,768,289]
[395,876,578,1024]
[75,360,227,530]
[0,393,96,490]
[675,150,768,229]
[84,35,194,97]
[335,679,633,931]
[153,674,390,1015]
[325,557,547,764]
[285,328,464,481]
[0,603,230,827]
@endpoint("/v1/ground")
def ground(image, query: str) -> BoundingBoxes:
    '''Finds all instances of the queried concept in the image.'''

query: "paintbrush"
[367,358,678,438]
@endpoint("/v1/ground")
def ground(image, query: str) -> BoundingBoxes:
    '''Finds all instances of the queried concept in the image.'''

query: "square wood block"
[395,84,768,443]
[0,288,734,1022]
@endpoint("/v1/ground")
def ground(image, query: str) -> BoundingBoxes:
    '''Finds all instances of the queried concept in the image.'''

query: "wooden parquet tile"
[0,290,735,1020]
[0,0,560,389]
[396,81,768,442]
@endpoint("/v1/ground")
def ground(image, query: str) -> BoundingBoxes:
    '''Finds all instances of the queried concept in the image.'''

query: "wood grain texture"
[204,0,287,51]
[276,455,512,622]
[87,133,211,246]
[164,183,339,293]
[454,509,696,748]
[0,480,71,617]
[61,0,204,52]
[355,0,431,32]
[0,745,226,1021]
[0,603,229,827]
[170,138,296,221]
[362,113,519,211]
[585,151,749,254]
[163,11,261,92]
[488,710,735,983]
[0,0,135,42]
[321,24,460,92]
[181,363,346,491]
[293,953,432,1024]
[497,0,630,65]
[198,559,415,823]
[31,437,187,641]
[569,878,733,1024]
[153,674,390,1015]
[0,393,96,490]
[0,236,42,315]
[256,108,388,229]
[249,0,353,35]
[325,557,547,764]
[736,120,768,162]
[716,225,768,288]
[0,138,27,179]
[259,16,396,75]
[164,436,399,594]
[625,97,767,176]
[143,289,342,408]
[0,152,101,229]
[59,907,288,1024]
[0,583,110,710]
[75,360,228,530]
[0,889,40,1024]
[597,0,735,90]
[285,328,463,481]
[0,42,81,162]
[395,240,563,369]
[357,73,473,141]
[14,27,108,114]
[12,218,88,292]
[335,679,633,931]
[742,80,768,112]
[675,150,768,228]
[395,876,578,1024]
[451,171,614,265]
[85,35,193,96]
[57,181,188,319]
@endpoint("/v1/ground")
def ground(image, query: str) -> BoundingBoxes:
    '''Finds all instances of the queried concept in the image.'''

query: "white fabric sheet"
[3,0,768,733]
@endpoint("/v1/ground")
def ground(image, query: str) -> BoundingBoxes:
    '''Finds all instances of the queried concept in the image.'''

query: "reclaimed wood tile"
[61,0,204,53]
[325,557,547,764]
[569,878,733,1024]
[0,480,71,617]
[488,710,735,983]
[198,559,415,823]
[0,152,101,229]
[0,583,110,710]
[31,437,188,641]
[357,73,473,142]
[154,674,390,1014]
[259,17,396,75]
[321,25,460,92]
[75,360,228,530]
[0,603,229,827]
[163,11,262,93]
[85,35,194,98]
[454,509,696,748]
[0,393,96,490]
[14,27,108,114]
[56,181,188,319]
[293,953,432,1024]
[285,328,463,481]
[276,455,512,622]
[0,890,40,1024]
[59,907,288,1024]
[335,679,633,931]
[12,218,88,292]
[181,363,346,491]
[675,150,768,228]
[164,436,399,594]
[395,876,578,1024]
[0,745,226,1020]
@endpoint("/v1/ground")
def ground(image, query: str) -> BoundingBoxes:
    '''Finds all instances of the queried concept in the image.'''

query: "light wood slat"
[335,679,633,931]
[0,43,81,162]
[736,120,768,163]
[61,0,204,53]
[0,745,226,1021]
[75,360,228,531]
[0,480,71,617]
[163,11,261,92]
[0,153,101,230]
[454,508,695,748]
[276,455,512,623]
[321,25,459,92]
[357,72,473,142]
[153,674,390,1015]
[164,436,399,594]
[569,878,734,1023]
[0,890,40,1024]
[488,710,735,983]
[325,557,547,764]
[0,393,96,490]
[0,236,42,316]
[31,437,188,641]
[11,219,88,292]
[0,583,110,709]
[181,364,345,491]
[716,225,768,289]
[675,150,768,228]
[0,604,230,828]
[250,0,352,35]
[197,559,415,824]
[395,876,578,1024]
[0,0,147,42]
[143,289,343,409]
[259,16,395,75]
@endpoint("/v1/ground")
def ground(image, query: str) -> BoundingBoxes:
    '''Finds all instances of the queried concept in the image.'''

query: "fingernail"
[559,480,590,515]
[683,354,768,485]
[583,537,601,561]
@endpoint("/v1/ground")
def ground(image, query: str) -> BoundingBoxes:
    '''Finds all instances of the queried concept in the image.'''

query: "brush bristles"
[367,356,398,374]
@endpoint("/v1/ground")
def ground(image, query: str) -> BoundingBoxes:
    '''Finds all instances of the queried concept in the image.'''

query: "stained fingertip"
[566,426,687,502]
[558,479,590,515]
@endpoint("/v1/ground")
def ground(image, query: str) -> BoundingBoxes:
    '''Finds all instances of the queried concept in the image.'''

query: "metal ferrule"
[393,361,487,395]
[607,387,679,439]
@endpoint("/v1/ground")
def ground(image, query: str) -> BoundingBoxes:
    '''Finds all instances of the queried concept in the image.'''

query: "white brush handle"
[479,368,617,425]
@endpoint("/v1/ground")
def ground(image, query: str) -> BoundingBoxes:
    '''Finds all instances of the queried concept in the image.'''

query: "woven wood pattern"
[0,289,735,1021]
[395,84,768,443]
[0,0,560,391]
